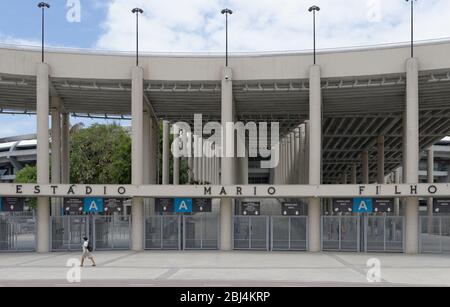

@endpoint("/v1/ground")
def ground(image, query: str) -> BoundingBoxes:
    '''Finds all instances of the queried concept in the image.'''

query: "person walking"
[80,236,96,267]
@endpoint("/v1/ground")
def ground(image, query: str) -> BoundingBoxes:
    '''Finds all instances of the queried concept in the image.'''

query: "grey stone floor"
[0,250,449,287]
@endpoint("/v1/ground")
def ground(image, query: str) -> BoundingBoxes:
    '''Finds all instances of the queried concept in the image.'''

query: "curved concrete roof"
[1,40,450,80]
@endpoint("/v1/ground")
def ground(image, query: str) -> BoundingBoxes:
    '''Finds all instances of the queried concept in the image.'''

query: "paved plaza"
[0,251,449,287]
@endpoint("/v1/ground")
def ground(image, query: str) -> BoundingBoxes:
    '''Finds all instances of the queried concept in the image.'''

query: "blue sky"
[1,0,450,137]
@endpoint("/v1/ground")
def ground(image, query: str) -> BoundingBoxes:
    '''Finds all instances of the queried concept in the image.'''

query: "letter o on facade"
[118,186,126,195]
[268,187,276,196]
[428,185,437,195]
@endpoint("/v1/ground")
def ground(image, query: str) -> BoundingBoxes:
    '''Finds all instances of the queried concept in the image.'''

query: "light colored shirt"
[83,240,89,253]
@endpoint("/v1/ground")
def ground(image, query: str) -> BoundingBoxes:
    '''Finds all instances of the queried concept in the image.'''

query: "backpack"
[86,241,93,252]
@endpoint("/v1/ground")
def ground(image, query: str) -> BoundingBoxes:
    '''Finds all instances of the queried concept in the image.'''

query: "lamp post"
[406,0,417,58]
[221,8,233,67]
[132,8,144,67]
[308,5,320,65]
[37,2,50,63]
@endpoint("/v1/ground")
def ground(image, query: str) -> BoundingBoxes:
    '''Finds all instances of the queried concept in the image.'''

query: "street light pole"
[406,0,417,58]
[132,8,144,67]
[308,6,320,65]
[38,2,50,63]
[221,8,233,67]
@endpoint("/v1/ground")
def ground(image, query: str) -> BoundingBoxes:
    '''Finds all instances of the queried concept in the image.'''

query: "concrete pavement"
[0,251,449,287]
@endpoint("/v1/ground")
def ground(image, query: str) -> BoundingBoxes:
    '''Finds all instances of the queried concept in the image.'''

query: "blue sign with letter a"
[83,198,104,213]
[174,198,193,213]
[353,198,373,213]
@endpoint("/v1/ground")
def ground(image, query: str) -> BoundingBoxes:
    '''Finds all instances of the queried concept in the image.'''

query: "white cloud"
[96,0,450,53]
[0,34,40,47]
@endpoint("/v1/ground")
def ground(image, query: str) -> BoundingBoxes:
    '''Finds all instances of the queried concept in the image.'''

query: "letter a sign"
[174,198,193,213]
[353,198,373,213]
[83,198,104,213]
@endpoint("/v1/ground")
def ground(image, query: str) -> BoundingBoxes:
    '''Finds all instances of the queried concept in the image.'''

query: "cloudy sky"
[1,0,450,137]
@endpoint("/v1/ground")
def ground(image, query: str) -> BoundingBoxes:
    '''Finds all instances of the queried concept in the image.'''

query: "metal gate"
[183,214,219,250]
[51,215,130,251]
[93,215,130,250]
[0,214,35,252]
[322,216,360,252]
[365,216,404,253]
[52,215,88,251]
[420,216,450,253]
[144,216,181,250]
[233,216,269,250]
[271,216,308,251]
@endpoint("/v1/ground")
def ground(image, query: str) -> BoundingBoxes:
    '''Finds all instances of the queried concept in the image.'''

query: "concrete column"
[280,139,285,183]
[131,66,144,251]
[143,111,151,216]
[61,113,70,184]
[287,136,292,183]
[220,67,234,251]
[377,135,385,184]
[395,168,401,215]
[193,135,199,182]
[294,128,300,184]
[173,124,180,185]
[305,121,311,185]
[290,132,295,183]
[143,111,150,185]
[308,65,322,252]
[36,63,50,253]
[362,151,369,184]
[162,120,170,185]
[51,97,62,216]
[341,171,348,184]
[427,148,434,228]
[298,125,306,184]
[404,57,420,254]
[187,132,193,183]
[198,137,203,184]
[148,117,157,216]
[351,163,357,184]
[239,148,249,185]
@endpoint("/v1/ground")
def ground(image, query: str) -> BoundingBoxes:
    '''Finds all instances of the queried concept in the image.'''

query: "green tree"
[14,165,38,209]
[70,123,131,184]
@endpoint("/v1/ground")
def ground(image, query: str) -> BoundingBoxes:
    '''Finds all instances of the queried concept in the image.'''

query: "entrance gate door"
[271,216,308,251]
[93,215,131,250]
[52,215,89,251]
[420,216,450,253]
[144,216,181,250]
[365,216,404,252]
[51,215,130,251]
[183,214,219,250]
[322,216,360,252]
[233,216,269,250]
[0,214,35,252]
